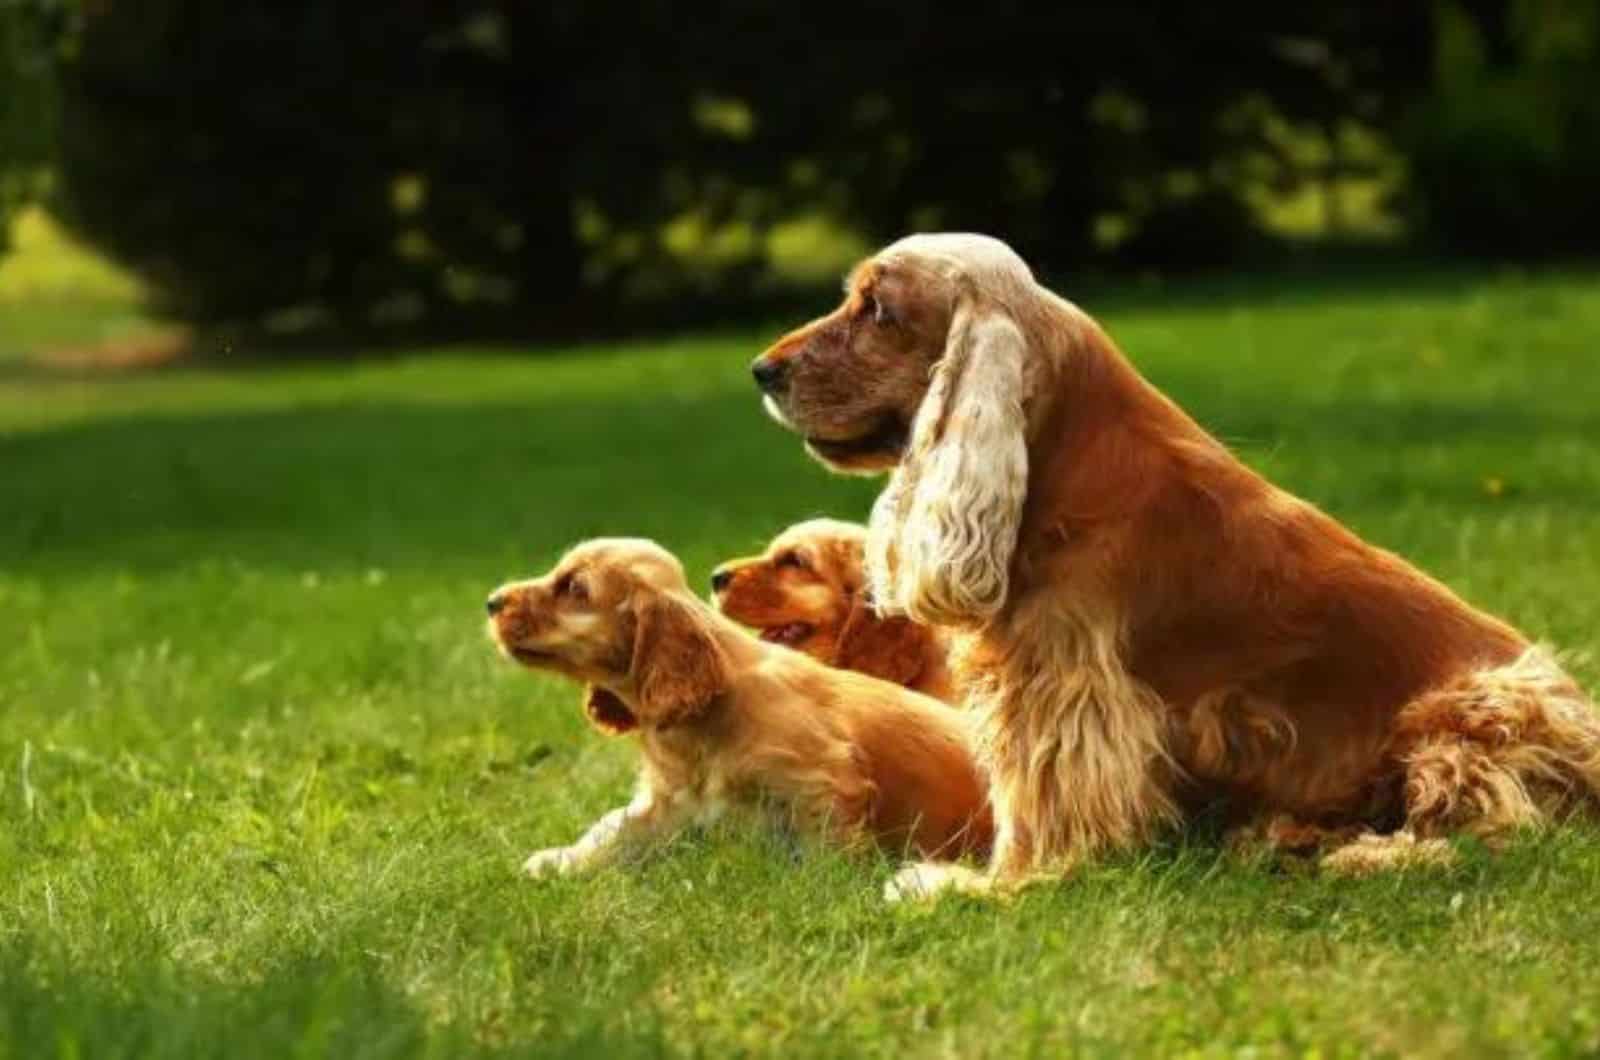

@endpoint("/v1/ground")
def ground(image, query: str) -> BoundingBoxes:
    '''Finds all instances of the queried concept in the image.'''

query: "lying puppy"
[486,538,991,877]
[711,519,956,703]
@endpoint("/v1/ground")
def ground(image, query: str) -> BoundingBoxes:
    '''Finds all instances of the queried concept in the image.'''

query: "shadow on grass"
[0,388,880,577]
[1054,258,1600,317]
[4,371,1598,578]
[0,948,668,1059]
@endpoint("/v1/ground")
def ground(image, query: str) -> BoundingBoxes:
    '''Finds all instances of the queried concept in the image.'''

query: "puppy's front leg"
[524,786,691,879]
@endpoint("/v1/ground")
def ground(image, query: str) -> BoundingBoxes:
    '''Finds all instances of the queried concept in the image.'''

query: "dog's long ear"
[833,593,934,690]
[864,467,912,615]
[582,685,639,736]
[630,592,728,727]
[870,285,1029,626]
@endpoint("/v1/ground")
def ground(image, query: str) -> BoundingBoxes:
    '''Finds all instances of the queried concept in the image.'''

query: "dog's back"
[824,669,993,860]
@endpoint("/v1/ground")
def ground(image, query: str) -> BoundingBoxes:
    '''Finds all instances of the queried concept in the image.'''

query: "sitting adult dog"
[487,538,991,877]
[711,518,956,703]
[750,232,1600,897]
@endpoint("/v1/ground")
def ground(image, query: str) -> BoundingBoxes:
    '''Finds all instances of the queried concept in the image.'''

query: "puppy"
[711,519,956,703]
[486,538,991,877]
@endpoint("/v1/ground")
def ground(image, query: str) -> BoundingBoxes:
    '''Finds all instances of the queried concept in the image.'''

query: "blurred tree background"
[0,0,62,254]
[1,0,1596,345]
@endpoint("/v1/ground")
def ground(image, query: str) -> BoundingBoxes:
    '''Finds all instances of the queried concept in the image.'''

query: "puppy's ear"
[870,284,1028,625]
[630,592,728,727]
[582,685,638,736]
[833,594,934,690]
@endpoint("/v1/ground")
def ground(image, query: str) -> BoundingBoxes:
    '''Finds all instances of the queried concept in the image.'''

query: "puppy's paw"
[522,846,582,879]
[883,861,986,904]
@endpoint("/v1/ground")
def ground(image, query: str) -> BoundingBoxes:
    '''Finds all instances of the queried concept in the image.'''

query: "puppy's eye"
[554,572,588,602]
[775,551,807,571]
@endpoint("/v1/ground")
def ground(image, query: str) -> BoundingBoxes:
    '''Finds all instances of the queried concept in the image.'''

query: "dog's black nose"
[486,593,506,616]
[710,569,732,593]
[751,356,788,394]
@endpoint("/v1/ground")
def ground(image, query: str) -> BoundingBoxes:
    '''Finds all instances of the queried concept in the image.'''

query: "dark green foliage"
[0,0,69,253]
[46,1,1430,336]
[27,1,1600,336]
[55,4,463,323]
[1406,0,1600,257]
[1408,67,1600,257]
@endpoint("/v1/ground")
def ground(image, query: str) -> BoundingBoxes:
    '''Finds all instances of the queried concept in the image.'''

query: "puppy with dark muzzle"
[711,519,956,703]
[486,537,991,878]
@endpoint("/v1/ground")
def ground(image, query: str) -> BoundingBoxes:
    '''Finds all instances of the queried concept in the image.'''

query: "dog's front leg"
[883,792,1032,902]
[524,785,692,878]
[888,651,1176,902]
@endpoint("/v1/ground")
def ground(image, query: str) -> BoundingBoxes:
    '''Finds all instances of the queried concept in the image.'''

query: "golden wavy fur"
[486,538,991,876]
[711,519,956,703]
[752,232,1600,897]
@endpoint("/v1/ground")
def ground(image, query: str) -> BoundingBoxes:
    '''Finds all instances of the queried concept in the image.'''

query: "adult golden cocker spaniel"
[751,232,1600,898]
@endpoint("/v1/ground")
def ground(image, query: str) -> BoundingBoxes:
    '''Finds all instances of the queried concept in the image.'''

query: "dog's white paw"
[522,846,580,879]
[884,861,982,903]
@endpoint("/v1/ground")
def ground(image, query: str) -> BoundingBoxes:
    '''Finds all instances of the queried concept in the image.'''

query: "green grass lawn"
[4,267,1600,1058]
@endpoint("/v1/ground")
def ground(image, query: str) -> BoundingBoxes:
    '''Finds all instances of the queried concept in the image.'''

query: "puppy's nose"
[710,569,732,593]
[751,356,788,394]
[486,592,506,616]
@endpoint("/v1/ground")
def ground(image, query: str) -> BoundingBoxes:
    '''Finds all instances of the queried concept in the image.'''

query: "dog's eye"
[861,292,891,326]
[776,551,807,571]
[554,572,588,602]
